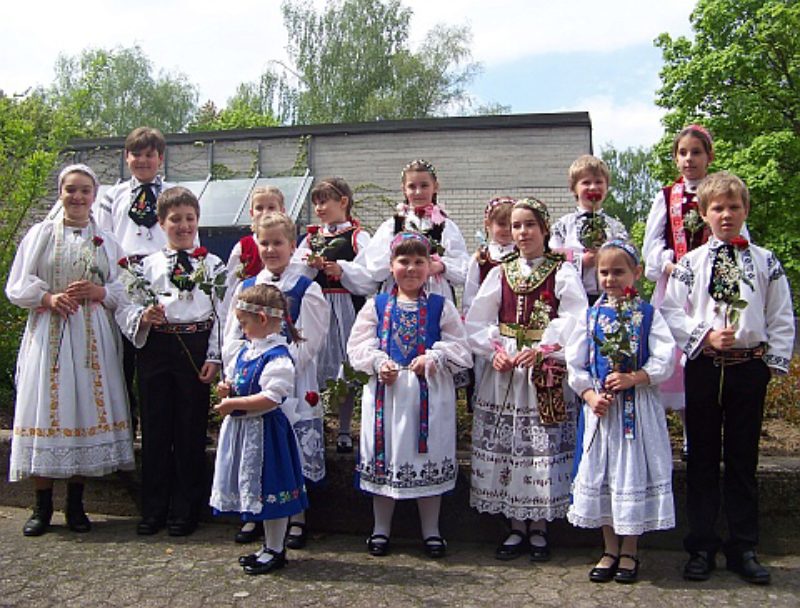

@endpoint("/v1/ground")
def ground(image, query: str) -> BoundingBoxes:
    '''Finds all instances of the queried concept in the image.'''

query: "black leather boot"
[65,482,91,532]
[23,489,53,537]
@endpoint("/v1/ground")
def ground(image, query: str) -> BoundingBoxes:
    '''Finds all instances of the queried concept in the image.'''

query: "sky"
[1,0,697,150]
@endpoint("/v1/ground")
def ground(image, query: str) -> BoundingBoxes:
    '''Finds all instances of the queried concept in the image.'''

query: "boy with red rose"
[549,155,628,304]
[661,172,794,585]
[119,186,225,537]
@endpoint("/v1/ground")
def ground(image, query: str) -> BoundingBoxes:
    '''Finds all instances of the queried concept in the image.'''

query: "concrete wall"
[66,112,591,251]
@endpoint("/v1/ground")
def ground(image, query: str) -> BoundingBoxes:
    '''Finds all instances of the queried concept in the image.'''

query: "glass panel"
[233,175,313,225]
[190,179,253,227]
[175,180,208,199]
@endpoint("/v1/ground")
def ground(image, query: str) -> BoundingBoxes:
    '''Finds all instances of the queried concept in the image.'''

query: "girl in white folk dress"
[356,159,470,304]
[347,232,471,559]
[465,198,586,562]
[6,164,134,537]
[566,240,676,584]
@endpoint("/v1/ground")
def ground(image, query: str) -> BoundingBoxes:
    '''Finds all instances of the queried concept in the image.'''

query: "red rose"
[414,206,427,218]
[92,236,104,247]
[174,267,183,276]
[307,225,320,235]
[586,191,603,203]
[118,258,129,269]
[192,246,208,258]
[540,290,555,305]
[624,286,639,299]
[730,236,749,250]
[305,391,320,406]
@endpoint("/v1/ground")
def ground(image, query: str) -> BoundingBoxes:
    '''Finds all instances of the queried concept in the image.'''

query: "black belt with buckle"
[152,319,213,334]
[702,344,765,366]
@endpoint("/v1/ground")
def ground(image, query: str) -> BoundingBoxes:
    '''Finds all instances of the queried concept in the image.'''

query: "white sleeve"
[357,219,394,284]
[5,222,53,309]
[461,254,481,314]
[290,235,318,281]
[205,254,227,363]
[566,312,593,397]
[464,267,503,359]
[258,356,295,403]
[661,257,711,359]
[540,262,588,359]
[763,253,795,373]
[289,281,330,367]
[641,310,677,385]
[339,230,378,295]
[440,219,470,287]
[428,299,472,373]
[97,234,129,312]
[643,191,674,283]
[346,298,388,374]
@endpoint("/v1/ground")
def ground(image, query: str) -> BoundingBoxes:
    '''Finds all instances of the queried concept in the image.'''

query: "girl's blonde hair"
[237,284,303,343]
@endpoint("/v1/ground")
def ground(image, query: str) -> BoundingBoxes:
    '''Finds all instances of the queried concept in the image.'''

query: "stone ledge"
[1,430,798,554]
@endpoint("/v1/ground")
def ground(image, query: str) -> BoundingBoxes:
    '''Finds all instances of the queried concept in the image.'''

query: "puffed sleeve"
[461,253,481,314]
[223,340,245,379]
[566,311,593,398]
[661,256,711,359]
[223,239,244,297]
[440,218,469,287]
[290,281,329,367]
[258,355,295,404]
[606,215,629,241]
[643,190,673,283]
[549,217,568,250]
[641,309,677,385]
[205,254,227,363]
[97,233,131,312]
[339,229,378,295]
[347,298,389,374]
[540,262,588,359]
[222,279,247,357]
[290,235,317,280]
[357,219,394,284]
[427,299,472,374]
[464,267,503,359]
[5,222,53,309]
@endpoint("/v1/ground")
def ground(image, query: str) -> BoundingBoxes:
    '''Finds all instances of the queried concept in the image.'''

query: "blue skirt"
[210,408,309,521]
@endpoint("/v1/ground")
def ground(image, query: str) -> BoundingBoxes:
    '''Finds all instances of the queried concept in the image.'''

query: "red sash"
[668,179,689,261]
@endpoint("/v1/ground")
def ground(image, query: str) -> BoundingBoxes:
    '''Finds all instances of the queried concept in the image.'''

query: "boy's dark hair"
[311,178,354,217]
[391,237,430,259]
[157,186,200,220]
[126,127,166,155]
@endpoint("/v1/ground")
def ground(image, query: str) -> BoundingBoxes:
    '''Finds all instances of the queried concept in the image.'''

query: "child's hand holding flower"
[217,381,232,398]
[583,389,612,417]
[379,360,400,385]
[141,304,167,327]
[408,355,427,376]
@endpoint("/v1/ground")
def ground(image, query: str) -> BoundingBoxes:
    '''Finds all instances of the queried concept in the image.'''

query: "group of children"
[6,125,794,585]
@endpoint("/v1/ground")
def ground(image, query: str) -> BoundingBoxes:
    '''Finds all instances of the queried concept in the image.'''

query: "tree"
[49,45,199,136]
[277,0,483,124]
[600,145,661,230]
[0,89,83,405]
[655,0,800,303]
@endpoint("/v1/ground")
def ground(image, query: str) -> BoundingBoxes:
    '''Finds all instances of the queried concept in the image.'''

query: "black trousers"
[137,330,210,523]
[122,334,139,430]
[683,354,770,557]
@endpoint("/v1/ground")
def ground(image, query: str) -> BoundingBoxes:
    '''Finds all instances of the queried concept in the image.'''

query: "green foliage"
[278,0,482,124]
[0,90,83,413]
[49,45,199,136]
[600,145,661,230]
[765,355,800,425]
[655,0,800,309]
[629,221,655,300]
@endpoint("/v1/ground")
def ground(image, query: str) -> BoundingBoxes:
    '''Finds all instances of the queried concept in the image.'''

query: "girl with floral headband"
[6,163,135,537]
[465,198,586,563]
[211,284,308,575]
[347,232,472,559]
[357,159,470,304]
[566,240,676,585]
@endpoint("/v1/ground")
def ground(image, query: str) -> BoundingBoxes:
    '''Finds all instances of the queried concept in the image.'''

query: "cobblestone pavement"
[1,506,798,607]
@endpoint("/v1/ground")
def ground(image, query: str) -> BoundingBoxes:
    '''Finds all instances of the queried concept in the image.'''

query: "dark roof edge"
[65,112,591,151]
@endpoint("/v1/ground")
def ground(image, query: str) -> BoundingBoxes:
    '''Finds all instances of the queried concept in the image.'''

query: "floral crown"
[235,300,284,318]
[600,239,640,266]
[402,159,437,180]
[513,197,550,229]
[484,196,516,220]
[390,231,431,252]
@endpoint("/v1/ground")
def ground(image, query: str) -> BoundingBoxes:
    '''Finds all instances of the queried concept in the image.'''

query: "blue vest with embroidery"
[374,293,444,366]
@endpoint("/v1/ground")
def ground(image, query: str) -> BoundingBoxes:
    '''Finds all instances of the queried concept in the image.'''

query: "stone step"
[1,431,797,554]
